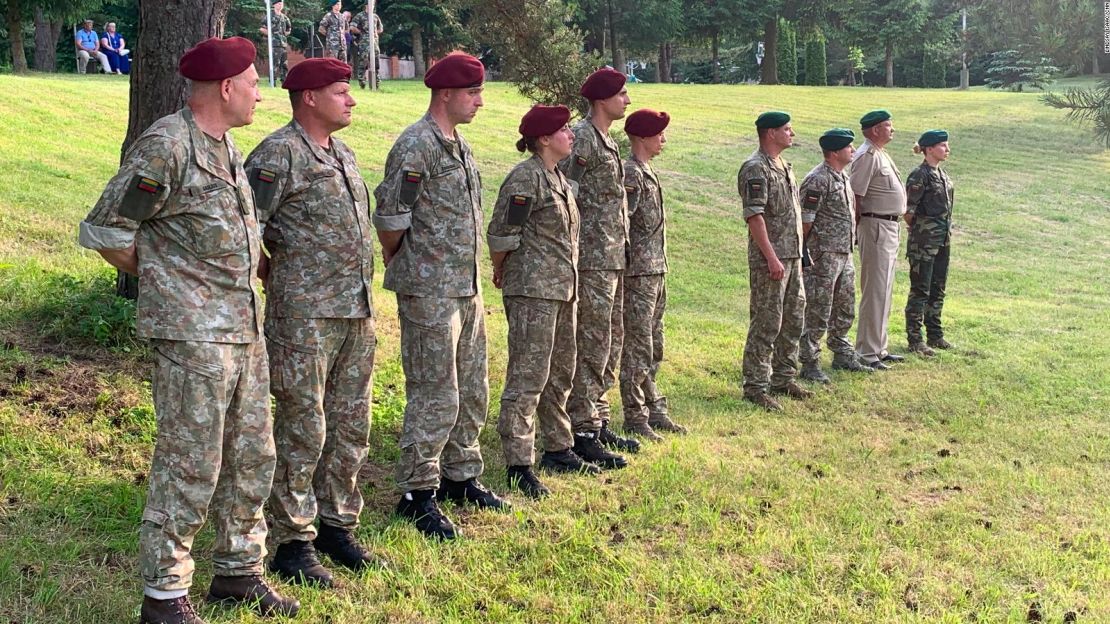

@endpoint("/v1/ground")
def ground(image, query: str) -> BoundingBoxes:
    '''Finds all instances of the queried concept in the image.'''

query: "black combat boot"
[506,465,551,499]
[395,490,459,540]
[572,432,628,469]
[538,449,601,474]
[597,419,641,453]
[268,539,334,588]
[314,523,388,572]
[139,595,206,624]
[205,575,300,618]
[437,478,510,511]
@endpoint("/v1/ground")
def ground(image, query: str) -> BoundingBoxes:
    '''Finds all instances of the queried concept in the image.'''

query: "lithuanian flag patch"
[136,176,162,194]
[257,169,277,184]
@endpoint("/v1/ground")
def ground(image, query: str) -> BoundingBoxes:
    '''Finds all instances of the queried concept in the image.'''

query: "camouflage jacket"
[623,157,667,276]
[906,161,954,259]
[373,113,483,297]
[320,11,346,50]
[799,161,855,254]
[265,11,292,47]
[245,120,374,319]
[78,107,263,342]
[559,114,628,271]
[350,11,379,53]
[738,149,803,261]
[487,155,579,301]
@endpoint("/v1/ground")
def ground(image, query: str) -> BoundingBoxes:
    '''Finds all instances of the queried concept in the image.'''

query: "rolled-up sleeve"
[373,136,424,232]
[487,167,537,253]
[738,163,767,221]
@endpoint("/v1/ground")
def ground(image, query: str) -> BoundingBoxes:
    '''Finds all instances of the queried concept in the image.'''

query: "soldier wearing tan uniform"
[373,52,505,541]
[78,37,298,624]
[849,110,908,370]
[489,104,601,500]
[245,58,383,588]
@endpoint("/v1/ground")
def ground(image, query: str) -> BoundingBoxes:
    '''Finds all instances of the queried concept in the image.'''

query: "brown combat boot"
[769,381,816,400]
[743,392,783,412]
[649,413,688,434]
[909,341,936,357]
[623,421,664,442]
[206,575,300,618]
[927,337,952,350]
[139,595,206,624]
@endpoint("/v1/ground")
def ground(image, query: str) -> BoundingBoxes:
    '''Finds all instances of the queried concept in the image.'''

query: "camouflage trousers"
[274,44,288,83]
[324,42,347,61]
[567,270,623,433]
[497,296,576,467]
[619,274,668,427]
[742,258,806,394]
[141,339,275,595]
[352,45,377,84]
[266,316,375,545]
[800,251,857,365]
[395,294,488,492]
[906,244,950,343]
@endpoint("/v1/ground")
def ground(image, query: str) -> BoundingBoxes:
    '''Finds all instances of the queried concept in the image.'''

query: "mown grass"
[0,74,1108,623]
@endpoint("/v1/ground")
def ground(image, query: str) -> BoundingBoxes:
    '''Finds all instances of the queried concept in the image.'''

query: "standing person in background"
[319,0,347,62]
[738,111,814,412]
[100,22,130,75]
[489,104,600,500]
[619,108,687,441]
[350,8,384,89]
[259,0,292,83]
[798,129,872,384]
[849,110,907,371]
[373,53,506,541]
[75,19,112,75]
[560,67,639,470]
[904,130,955,357]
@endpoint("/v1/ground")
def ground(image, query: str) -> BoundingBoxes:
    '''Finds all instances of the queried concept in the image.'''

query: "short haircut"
[288,90,304,109]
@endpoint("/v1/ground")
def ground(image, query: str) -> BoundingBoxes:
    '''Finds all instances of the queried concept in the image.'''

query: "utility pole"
[369,0,378,90]
[958,7,969,90]
[265,0,274,87]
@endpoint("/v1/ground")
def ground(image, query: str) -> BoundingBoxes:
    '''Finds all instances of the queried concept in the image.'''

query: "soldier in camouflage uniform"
[904,130,955,356]
[489,105,601,500]
[619,109,687,441]
[373,52,505,540]
[559,67,638,469]
[349,9,382,89]
[798,129,873,384]
[318,0,347,62]
[259,0,292,83]
[77,38,298,624]
[738,111,815,412]
[244,59,383,588]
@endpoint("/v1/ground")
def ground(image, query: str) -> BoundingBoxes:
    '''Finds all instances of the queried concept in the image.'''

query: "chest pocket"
[180,183,248,259]
[303,168,359,238]
[922,175,948,217]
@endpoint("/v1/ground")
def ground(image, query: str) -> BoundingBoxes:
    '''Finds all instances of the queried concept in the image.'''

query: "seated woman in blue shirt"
[100,22,130,74]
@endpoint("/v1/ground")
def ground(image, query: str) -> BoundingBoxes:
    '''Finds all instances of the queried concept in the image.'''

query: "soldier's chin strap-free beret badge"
[624,109,670,138]
[859,109,892,129]
[917,129,949,147]
[283,57,351,91]
[755,111,790,129]
[423,52,485,89]
[518,105,571,138]
[178,36,257,81]
[819,128,855,151]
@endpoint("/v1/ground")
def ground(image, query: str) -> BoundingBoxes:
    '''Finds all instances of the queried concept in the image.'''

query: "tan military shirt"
[849,141,906,216]
[738,149,803,261]
[559,114,628,271]
[246,120,375,319]
[487,155,579,302]
[373,113,483,297]
[800,161,856,253]
[78,107,263,343]
[623,157,667,276]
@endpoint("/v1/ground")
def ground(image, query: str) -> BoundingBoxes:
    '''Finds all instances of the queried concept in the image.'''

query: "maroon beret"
[519,104,571,138]
[624,109,670,138]
[282,58,351,91]
[424,52,485,89]
[580,67,626,101]
[178,36,256,81]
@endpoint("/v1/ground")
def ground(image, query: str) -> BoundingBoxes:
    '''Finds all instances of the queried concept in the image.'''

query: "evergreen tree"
[775,18,796,85]
[803,31,826,86]
[1041,79,1110,147]
[985,46,1057,92]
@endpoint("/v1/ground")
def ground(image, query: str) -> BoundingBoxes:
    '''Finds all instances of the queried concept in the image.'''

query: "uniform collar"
[291,118,342,168]
[182,107,236,185]
[420,112,469,163]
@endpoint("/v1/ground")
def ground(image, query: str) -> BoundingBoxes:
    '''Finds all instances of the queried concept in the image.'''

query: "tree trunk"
[581,0,604,56]
[6,1,29,73]
[117,0,231,299]
[847,65,855,86]
[710,30,720,83]
[657,42,671,83]
[761,17,779,85]
[411,24,425,77]
[1094,49,1101,74]
[32,7,62,72]
[606,0,622,71]
[884,41,894,88]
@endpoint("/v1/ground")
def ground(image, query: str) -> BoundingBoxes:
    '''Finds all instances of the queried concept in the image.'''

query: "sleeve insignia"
[136,176,163,194]
[506,194,532,226]
[909,183,923,192]
[575,155,588,167]
[399,169,424,207]
[256,169,277,184]
[746,178,767,202]
[804,190,821,205]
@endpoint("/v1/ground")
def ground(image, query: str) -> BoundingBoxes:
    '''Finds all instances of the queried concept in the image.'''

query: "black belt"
[860,213,900,222]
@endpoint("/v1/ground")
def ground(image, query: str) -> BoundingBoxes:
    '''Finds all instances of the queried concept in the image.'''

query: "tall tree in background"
[1042,78,1110,147]
[683,0,753,84]
[31,0,107,72]
[2,0,30,72]
[803,30,826,85]
[839,0,926,87]
[614,0,682,82]
[776,18,796,85]
[378,0,454,77]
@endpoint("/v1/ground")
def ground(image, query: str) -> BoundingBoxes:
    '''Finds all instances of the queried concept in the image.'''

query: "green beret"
[819,128,855,151]
[859,109,891,129]
[917,129,948,147]
[755,111,791,130]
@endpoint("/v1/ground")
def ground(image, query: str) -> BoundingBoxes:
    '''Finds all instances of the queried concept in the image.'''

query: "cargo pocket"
[398,301,451,385]
[152,342,225,444]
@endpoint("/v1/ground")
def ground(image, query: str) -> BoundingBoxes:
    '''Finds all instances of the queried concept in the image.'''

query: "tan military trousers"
[620,274,667,426]
[141,339,274,595]
[266,317,375,545]
[395,294,488,492]
[800,251,857,364]
[497,296,576,467]
[568,269,623,433]
[855,217,901,362]
[742,258,806,394]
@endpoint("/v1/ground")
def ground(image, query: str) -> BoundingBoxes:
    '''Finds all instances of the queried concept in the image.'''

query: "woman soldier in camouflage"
[903,130,954,356]
[488,105,602,499]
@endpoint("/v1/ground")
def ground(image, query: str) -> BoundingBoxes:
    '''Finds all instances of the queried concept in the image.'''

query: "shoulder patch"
[804,189,821,205]
[399,170,423,207]
[119,173,166,221]
[576,155,588,167]
[909,183,923,193]
[746,178,767,203]
[249,167,282,215]
[506,194,532,226]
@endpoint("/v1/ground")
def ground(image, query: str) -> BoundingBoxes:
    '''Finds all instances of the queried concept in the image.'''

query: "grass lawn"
[0,74,1108,623]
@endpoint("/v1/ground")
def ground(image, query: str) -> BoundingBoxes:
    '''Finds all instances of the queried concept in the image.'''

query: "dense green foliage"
[803,32,826,86]
[775,18,796,86]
